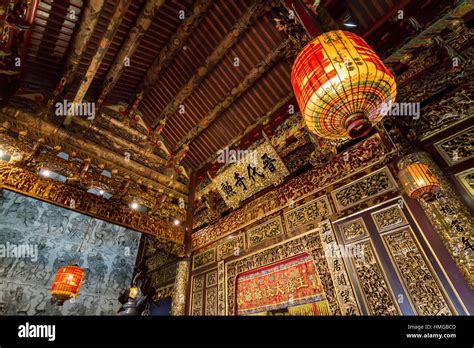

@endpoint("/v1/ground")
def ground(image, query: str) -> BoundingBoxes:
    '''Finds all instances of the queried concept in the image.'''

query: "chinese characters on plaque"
[213,139,289,208]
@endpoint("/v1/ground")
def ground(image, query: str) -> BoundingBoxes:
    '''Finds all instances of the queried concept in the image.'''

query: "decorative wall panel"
[246,216,283,248]
[381,227,454,315]
[226,230,341,316]
[371,204,408,232]
[205,286,218,315]
[331,167,397,211]
[284,196,331,231]
[192,274,204,292]
[192,248,215,269]
[217,234,245,260]
[455,168,474,199]
[193,134,386,250]
[213,139,289,209]
[348,239,400,315]
[217,261,225,315]
[191,290,203,316]
[338,217,369,243]
[235,253,330,315]
[434,126,474,166]
[0,190,139,315]
[206,270,218,287]
[318,220,361,315]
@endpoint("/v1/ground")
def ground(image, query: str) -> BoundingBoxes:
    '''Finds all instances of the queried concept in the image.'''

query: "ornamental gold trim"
[371,204,408,233]
[434,126,474,166]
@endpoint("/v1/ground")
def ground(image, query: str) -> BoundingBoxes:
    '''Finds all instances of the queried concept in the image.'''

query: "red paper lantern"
[50,265,85,305]
[291,30,397,139]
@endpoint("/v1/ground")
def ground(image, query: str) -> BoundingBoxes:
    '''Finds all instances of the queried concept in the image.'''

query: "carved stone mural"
[0,190,139,315]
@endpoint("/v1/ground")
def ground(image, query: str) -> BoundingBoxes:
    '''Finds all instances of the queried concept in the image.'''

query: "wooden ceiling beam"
[126,0,215,120]
[95,0,167,109]
[194,92,294,170]
[64,0,132,126]
[47,0,106,107]
[173,38,289,153]
[149,0,274,131]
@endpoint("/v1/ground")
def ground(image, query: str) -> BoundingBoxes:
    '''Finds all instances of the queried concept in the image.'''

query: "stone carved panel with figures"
[381,227,455,315]
[284,195,332,231]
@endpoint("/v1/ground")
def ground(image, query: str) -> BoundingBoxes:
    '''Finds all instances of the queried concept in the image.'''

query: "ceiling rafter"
[173,38,289,153]
[47,0,106,107]
[126,0,215,120]
[149,0,274,131]
[192,93,294,169]
[64,0,132,126]
[95,0,167,109]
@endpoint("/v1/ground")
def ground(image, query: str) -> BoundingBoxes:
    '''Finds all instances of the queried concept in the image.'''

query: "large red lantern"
[291,30,397,139]
[50,265,85,305]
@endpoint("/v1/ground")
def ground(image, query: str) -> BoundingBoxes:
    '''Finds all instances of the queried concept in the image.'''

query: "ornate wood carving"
[371,204,408,232]
[284,195,331,231]
[217,234,246,261]
[338,217,369,244]
[434,126,474,166]
[192,248,216,269]
[246,216,284,248]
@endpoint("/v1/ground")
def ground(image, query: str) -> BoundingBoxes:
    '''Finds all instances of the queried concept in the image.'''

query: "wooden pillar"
[170,256,191,315]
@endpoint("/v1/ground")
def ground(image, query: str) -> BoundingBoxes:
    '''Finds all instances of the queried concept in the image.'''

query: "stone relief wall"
[0,190,140,315]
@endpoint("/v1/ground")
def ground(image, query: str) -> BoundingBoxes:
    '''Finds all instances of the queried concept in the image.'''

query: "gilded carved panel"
[319,220,361,315]
[191,290,203,316]
[205,286,218,316]
[192,274,204,292]
[284,195,331,231]
[217,234,245,260]
[192,248,216,269]
[331,167,397,211]
[246,216,284,247]
[371,204,408,232]
[435,126,474,166]
[338,217,369,243]
[455,168,474,199]
[226,230,342,316]
[217,261,225,315]
[348,239,400,315]
[382,227,454,315]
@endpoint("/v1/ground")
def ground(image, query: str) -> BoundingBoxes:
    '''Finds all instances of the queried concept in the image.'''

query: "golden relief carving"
[226,231,341,316]
[349,240,400,315]
[205,286,218,315]
[246,216,283,247]
[191,290,203,316]
[193,134,387,250]
[217,234,245,260]
[192,248,216,269]
[217,261,225,315]
[371,204,408,232]
[382,227,455,315]
[171,258,189,316]
[338,217,369,243]
[0,165,185,254]
[435,126,474,166]
[153,285,174,301]
[319,220,361,315]
[284,195,331,231]
[331,167,398,212]
[193,274,205,292]
[150,265,176,288]
[455,168,474,199]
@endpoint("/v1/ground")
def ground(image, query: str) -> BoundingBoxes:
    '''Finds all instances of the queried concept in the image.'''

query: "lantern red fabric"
[50,265,85,305]
[291,30,397,139]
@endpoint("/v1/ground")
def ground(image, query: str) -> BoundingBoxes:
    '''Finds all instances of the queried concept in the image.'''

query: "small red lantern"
[50,265,85,305]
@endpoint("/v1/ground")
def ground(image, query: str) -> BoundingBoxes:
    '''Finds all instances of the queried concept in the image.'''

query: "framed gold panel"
[380,226,456,315]
[246,216,284,248]
[454,168,474,199]
[337,217,369,243]
[206,270,218,287]
[205,286,218,315]
[217,233,245,260]
[434,126,474,166]
[331,167,398,212]
[191,290,203,316]
[192,248,216,270]
[284,195,332,231]
[371,204,408,232]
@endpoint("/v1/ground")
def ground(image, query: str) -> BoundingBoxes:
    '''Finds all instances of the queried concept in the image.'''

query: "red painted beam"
[281,0,323,37]
[363,0,412,39]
